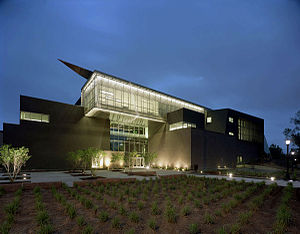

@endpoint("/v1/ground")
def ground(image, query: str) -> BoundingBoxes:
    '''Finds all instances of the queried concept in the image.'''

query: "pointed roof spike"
[58,59,93,79]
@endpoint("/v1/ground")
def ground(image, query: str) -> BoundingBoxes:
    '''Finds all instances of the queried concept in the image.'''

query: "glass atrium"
[82,71,205,121]
[81,71,205,154]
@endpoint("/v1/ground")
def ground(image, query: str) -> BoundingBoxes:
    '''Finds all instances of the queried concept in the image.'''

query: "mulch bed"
[0,176,299,233]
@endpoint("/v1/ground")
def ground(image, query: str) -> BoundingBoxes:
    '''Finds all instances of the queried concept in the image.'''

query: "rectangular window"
[237,156,243,164]
[20,111,49,123]
[207,117,212,123]
[229,117,234,123]
[169,121,196,131]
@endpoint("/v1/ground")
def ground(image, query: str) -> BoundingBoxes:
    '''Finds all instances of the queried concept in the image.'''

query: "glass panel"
[41,114,49,123]
[82,73,205,120]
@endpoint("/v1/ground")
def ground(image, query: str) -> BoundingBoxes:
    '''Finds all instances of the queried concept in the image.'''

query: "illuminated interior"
[82,71,205,121]
[20,111,49,123]
[169,121,196,131]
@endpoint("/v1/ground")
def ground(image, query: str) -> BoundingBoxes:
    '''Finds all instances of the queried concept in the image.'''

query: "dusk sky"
[1,0,300,149]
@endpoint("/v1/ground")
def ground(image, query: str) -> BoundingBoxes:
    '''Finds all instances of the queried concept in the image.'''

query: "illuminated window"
[229,132,234,136]
[82,72,205,121]
[169,121,196,131]
[229,117,234,123]
[20,111,49,123]
[207,117,212,123]
[238,118,263,143]
[110,121,148,154]
[237,156,243,164]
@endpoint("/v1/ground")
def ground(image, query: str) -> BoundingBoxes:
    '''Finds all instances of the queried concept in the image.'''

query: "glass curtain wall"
[82,72,204,120]
[238,119,263,143]
[109,114,148,154]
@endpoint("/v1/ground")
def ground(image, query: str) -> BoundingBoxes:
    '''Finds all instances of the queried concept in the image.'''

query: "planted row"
[33,186,53,233]
[51,186,94,234]
[0,188,22,234]
[220,183,278,234]
[273,183,294,234]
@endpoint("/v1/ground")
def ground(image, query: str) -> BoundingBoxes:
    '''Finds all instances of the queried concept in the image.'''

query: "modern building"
[2,60,265,170]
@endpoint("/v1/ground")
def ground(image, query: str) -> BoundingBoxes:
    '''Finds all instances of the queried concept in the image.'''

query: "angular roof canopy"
[58,59,93,79]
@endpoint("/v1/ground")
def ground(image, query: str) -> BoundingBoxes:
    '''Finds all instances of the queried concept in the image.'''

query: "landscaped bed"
[0,176,299,234]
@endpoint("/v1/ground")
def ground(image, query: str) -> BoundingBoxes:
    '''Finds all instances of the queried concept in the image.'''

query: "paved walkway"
[29,169,185,186]
[1,169,299,187]
[190,173,300,187]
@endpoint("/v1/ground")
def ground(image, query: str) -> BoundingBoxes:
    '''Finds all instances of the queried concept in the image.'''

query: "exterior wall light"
[229,173,233,178]
[200,170,203,174]
[146,166,150,169]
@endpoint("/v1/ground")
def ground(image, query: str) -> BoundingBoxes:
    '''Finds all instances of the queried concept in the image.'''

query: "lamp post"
[285,139,291,180]
[291,151,295,172]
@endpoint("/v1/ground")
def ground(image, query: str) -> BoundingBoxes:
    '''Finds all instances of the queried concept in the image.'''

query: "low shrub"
[182,206,191,216]
[214,209,222,217]
[238,211,252,225]
[36,210,50,225]
[66,204,76,219]
[217,226,227,234]
[98,211,109,222]
[151,201,160,215]
[76,216,86,227]
[189,223,199,234]
[137,201,144,210]
[38,223,53,234]
[165,206,177,223]
[194,199,202,208]
[111,217,121,229]
[204,213,215,224]
[230,223,241,234]
[129,212,139,223]
[119,206,127,216]
[83,224,94,234]
[33,186,41,194]
[148,218,157,230]
[110,201,117,210]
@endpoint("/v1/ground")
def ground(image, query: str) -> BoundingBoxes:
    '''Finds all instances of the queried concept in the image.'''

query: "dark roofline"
[212,108,263,121]
[20,95,83,109]
[59,59,209,111]
[58,59,93,79]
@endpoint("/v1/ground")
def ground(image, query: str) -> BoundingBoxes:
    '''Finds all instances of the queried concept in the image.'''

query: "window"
[207,117,212,123]
[229,117,234,123]
[20,111,49,123]
[237,156,243,164]
[229,132,234,136]
[238,118,263,143]
[110,122,148,154]
[169,121,196,131]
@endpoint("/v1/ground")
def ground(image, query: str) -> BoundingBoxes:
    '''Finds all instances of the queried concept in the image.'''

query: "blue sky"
[1,0,300,149]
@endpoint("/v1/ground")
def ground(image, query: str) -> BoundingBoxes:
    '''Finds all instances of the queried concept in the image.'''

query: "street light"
[291,151,295,172]
[285,139,291,180]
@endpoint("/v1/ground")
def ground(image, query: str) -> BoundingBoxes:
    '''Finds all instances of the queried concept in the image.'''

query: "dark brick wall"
[191,129,262,170]
[3,96,110,169]
[148,123,191,168]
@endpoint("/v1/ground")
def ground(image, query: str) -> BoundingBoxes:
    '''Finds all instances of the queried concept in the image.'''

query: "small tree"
[67,149,84,170]
[143,152,158,167]
[127,151,140,169]
[269,144,283,159]
[0,145,31,182]
[110,152,124,168]
[68,148,104,174]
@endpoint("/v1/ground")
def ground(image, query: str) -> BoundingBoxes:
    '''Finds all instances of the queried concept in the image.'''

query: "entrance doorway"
[130,157,145,168]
